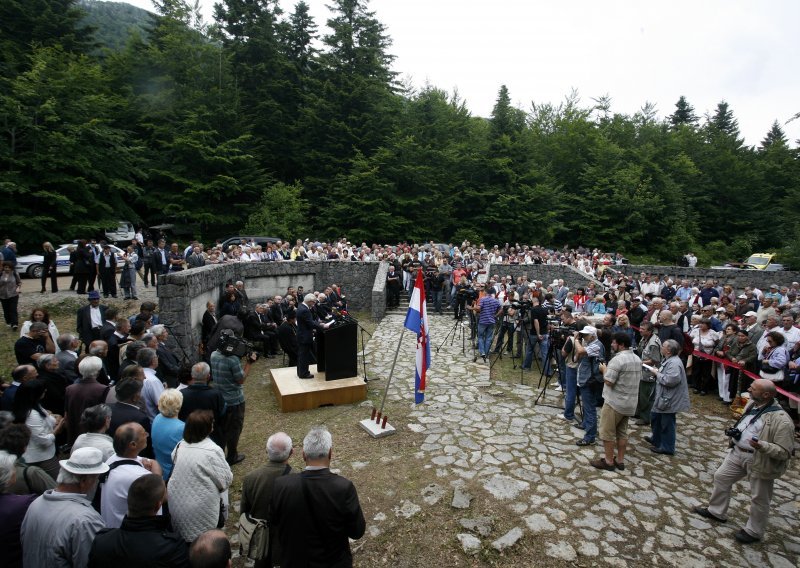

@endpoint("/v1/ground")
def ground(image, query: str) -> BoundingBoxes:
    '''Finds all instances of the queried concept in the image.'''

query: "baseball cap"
[579,326,598,336]
[744,311,758,317]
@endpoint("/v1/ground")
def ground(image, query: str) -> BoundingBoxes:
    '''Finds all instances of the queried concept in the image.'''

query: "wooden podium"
[270,365,366,412]
[317,321,358,381]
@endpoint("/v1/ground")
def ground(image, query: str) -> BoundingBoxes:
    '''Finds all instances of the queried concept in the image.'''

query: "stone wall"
[371,262,389,320]
[614,265,800,292]
[157,261,380,364]
[487,264,602,289]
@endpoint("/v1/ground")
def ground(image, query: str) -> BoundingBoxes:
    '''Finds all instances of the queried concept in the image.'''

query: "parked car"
[219,236,283,252]
[15,244,125,278]
[103,220,135,244]
[712,252,785,271]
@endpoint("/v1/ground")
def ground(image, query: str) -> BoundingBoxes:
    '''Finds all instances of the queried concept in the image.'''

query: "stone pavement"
[364,313,800,567]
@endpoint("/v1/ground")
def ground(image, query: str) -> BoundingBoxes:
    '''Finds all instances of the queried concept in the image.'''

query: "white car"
[15,244,125,278]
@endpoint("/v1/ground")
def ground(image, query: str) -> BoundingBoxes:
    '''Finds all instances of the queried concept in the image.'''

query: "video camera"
[218,329,257,359]
[510,300,533,311]
[457,287,478,302]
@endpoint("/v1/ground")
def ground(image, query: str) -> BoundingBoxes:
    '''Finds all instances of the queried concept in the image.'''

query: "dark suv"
[219,236,283,252]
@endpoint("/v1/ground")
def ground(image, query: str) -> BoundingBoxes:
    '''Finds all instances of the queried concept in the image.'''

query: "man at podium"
[297,293,332,379]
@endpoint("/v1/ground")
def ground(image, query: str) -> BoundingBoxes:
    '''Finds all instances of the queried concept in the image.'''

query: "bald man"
[692,379,794,544]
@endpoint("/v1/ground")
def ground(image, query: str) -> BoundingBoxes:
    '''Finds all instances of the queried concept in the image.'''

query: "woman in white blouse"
[12,379,65,480]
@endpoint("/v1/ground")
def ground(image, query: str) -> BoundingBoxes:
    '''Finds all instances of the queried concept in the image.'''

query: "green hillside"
[79,0,153,51]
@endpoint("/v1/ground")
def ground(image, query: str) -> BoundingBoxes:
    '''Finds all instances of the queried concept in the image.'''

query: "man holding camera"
[211,333,258,466]
[522,297,551,374]
[475,286,502,362]
[693,379,793,544]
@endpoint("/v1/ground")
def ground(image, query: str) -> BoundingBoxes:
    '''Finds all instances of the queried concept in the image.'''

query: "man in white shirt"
[777,314,800,354]
[136,348,164,420]
[101,422,162,528]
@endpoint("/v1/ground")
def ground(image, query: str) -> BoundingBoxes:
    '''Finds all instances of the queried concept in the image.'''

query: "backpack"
[91,458,143,512]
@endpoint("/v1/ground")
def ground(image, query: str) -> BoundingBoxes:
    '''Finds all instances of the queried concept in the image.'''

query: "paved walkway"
[364,313,799,566]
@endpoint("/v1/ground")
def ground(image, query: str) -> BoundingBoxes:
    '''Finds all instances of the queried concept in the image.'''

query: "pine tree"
[760,120,788,150]
[669,95,698,127]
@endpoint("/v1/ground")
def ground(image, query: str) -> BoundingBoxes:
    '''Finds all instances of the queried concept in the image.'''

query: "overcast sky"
[121,0,800,147]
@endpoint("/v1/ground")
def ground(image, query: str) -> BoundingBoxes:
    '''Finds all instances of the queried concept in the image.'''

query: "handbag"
[238,513,269,560]
[238,463,291,560]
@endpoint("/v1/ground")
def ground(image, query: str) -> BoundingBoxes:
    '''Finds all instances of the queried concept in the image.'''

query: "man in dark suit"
[106,372,153,457]
[271,427,365,568]
[277,310,298,366]
[97,244,118,298]
[151,325,181,388]
[178,362,226,448]
[243,304,278,358]
[56,334,81,382]
[77,291,108,352]
[152,239,169,276]
[296,294,331,379]
[201,301,217,362]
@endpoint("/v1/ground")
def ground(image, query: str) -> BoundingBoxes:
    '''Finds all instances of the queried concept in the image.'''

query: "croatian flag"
[404,268,430,404]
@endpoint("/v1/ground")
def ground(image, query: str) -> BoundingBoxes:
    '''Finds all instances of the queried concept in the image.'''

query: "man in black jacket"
[278,310,298,366]
[76,291,108,351]
[97,244,118,298]
[178,362,226,448]
[296,294,331,379]
[244,304,278,358]
[271,427,365,568]
[88,473,189,567]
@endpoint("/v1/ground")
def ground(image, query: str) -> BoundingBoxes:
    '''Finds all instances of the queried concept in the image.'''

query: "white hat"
[715,307,726,312]
[737,294,747,299]
[744,311,758,317]
[59,447,109,476]
[579,326,598,336]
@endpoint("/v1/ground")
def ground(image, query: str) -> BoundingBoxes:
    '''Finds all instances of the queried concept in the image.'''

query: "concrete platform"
[270,365,367,412]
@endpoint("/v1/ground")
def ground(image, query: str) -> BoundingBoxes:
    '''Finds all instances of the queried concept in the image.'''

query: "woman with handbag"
[759,331,788,383]
[167,410,232,543]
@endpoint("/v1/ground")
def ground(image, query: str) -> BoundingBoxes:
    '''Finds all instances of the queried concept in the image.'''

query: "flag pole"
[378,326,407,417]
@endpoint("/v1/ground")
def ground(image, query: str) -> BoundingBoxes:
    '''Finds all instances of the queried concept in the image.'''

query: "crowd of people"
[0,274,364,567]
[0,232,798,561]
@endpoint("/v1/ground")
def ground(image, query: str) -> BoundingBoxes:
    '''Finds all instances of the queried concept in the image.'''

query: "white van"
[104,221,135,244]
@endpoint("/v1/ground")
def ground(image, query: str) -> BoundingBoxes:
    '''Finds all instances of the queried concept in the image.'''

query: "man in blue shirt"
[475,287,502,362]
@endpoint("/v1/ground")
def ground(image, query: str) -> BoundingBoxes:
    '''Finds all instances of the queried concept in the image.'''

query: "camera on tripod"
[510,300,532,311]
[218,329,257,359]
[458,287,478,302]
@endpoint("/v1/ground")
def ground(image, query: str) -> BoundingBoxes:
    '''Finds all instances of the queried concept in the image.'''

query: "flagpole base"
[359,418,397,438]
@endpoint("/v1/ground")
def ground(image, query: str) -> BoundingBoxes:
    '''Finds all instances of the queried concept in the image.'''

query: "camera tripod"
[534,339,563,408]
[436,304,476,359]
[488,309,530,382]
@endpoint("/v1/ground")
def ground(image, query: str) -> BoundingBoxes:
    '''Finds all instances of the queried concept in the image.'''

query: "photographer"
[693,379,793,544]
[550,307,578,391]
[492,291,519,355]
[475,287,502,362]
[210,331,258,466]
[574,326,605,446]
[521,297,551,375]
[453,275,473,321]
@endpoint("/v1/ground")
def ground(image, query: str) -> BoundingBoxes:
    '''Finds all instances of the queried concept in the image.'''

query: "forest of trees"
[1,0,799,266]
